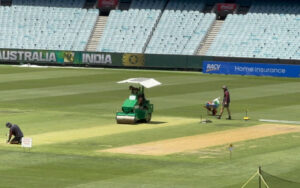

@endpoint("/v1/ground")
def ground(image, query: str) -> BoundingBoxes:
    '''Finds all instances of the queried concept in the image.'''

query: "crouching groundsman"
[204,97,220,116]
[6,122,24,144]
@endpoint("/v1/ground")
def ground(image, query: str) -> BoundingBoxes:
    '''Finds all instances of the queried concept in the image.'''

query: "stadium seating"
[12,0,86,8]
[0,0,298,61]
[249,0,300,14]
[207,0,300,60]
[145,0,215,55]
[0,6,98,51]
[97,0,167,53]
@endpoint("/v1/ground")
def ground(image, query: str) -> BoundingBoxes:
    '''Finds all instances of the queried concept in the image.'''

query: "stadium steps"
[197,20,224,56]
[142,0,170,53]
[86,16,108,52]
[142,12,162,53]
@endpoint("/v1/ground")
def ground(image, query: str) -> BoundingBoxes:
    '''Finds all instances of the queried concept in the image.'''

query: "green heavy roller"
[116,78,161,124]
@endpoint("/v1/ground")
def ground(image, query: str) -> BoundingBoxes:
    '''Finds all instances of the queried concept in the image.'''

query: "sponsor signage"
[98,0,118,9]
[122,54,144,67]
[0,49,205,69]
[1,48,299,72]
[82,53,112,64]
[22,137,32,148]
[0,50,57,62]
[203,61,300,78]
[0,49,114,65]
[0,50,77,64]
[216,3,237,12]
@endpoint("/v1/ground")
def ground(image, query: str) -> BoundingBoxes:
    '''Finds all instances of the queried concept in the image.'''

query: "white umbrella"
[117,78,161,88]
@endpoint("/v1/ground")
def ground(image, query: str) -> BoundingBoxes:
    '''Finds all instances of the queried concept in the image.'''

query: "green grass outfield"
[0,65,300,188]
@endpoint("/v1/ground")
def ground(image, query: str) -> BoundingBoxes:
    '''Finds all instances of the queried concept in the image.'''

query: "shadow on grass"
[116,121,167,125]
[148,121,167,125]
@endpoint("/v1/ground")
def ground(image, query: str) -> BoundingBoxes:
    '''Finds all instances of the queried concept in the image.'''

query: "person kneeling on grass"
[6,122,23,144]
[204,97,220,116]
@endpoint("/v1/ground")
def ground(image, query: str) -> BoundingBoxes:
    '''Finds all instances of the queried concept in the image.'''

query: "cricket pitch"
[101,124,300,156]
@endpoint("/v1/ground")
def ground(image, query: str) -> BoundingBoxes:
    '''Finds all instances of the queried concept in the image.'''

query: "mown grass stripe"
[0,117,198,147]
[0,74,120,91]
[0,69,106,83]
[152,82,300,110]
[0,81,124,102]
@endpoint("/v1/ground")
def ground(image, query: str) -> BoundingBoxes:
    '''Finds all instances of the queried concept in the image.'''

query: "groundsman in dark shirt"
[218,85,232,120]
[6,122,24,144]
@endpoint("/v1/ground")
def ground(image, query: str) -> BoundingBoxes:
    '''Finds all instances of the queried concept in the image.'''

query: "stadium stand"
[206,0,300,60]
[145,0,215,55]
[0,0,298,61]
[249,0,300,14]
[96,0,167,53]
[0,0,99,51]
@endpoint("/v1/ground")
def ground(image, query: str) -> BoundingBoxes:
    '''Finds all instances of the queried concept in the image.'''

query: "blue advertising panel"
[203,61,300,78]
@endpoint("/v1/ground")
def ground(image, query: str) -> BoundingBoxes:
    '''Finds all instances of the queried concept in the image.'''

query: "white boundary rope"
[241,171,259,188]
[259,174,270,188]
[241,169,270,188]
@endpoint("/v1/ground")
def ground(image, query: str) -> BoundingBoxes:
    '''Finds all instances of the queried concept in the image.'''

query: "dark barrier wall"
[0,49,206,69]
[0,49,122,66]
[0,49,299,70]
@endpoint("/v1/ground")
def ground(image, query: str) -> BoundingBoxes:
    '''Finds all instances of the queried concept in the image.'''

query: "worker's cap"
[5,122,12,128]
[222,85,227,89]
